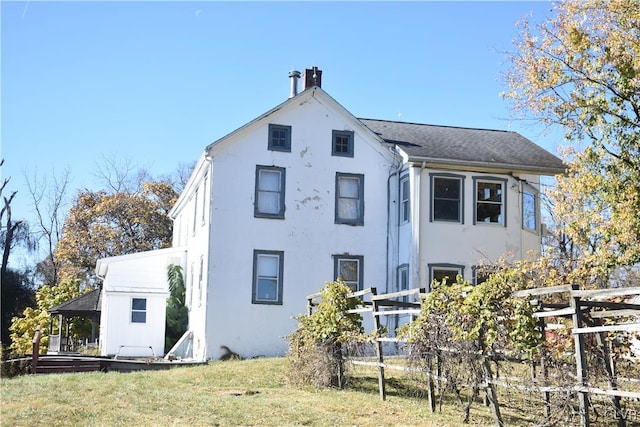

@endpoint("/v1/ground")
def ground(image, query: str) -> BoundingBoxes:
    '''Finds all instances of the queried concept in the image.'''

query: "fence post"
[31,326,41,374]
[571,284,590,426]
[537,317,551,420]
[371,289,386,401]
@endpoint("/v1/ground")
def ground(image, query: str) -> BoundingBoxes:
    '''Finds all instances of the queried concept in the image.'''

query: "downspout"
[414,161,426,291]
[386,147,404,294]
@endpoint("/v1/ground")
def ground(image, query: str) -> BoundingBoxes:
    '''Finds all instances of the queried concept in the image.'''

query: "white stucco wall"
[417,169,542,286]
[173,91,397,360]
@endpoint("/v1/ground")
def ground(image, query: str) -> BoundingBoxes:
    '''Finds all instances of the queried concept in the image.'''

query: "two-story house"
[95,67,565,361]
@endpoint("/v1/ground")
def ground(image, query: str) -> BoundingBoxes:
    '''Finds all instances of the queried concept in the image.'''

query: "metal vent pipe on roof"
[289,70,301,98]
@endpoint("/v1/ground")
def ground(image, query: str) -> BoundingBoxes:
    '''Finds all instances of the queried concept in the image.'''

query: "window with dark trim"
[252,250,284,304]
[201,174,208,226]
[522,184,538,232]
[431,174,464,223]
[268,124,291,152]
[335,173,364,225]
[472,265,495,286]
[474,177,507,226]
[332,130,354,157]
[397,264,409,303]
[131,298,147,323]
[192,188,198,235]
[400,175,410,224]
[333,255,363,292]
[255,166,286,219]
[428,263,464,289]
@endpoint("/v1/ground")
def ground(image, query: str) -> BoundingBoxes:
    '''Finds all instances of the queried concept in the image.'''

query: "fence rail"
[306,284,640,427]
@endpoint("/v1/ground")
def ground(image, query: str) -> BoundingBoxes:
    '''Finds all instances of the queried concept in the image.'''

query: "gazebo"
[47,288,101,354]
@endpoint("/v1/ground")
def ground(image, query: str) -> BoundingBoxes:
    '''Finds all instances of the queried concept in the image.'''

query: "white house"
[95,67,565,361]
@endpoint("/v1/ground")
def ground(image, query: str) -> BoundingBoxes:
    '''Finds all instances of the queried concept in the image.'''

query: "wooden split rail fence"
[307,284,640,427]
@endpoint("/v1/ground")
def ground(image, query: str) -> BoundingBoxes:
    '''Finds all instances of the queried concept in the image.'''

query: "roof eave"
[406,156,566,176]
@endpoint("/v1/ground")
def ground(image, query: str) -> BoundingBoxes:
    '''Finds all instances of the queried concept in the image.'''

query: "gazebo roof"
[48,288,101,317]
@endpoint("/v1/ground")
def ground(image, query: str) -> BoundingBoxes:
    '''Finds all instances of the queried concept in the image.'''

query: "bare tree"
[24,166,71,286]
[1,160,36,276]
[94,153,161,194]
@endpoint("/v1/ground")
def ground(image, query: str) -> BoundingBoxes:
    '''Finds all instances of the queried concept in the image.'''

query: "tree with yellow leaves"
[55,181,178,286]
[505,0,640,286]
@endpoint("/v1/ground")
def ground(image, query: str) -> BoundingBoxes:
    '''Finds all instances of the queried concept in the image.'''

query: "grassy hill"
[2,357,638,426]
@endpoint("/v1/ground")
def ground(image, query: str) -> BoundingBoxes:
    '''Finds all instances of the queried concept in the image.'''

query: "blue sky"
[2,1,560,267]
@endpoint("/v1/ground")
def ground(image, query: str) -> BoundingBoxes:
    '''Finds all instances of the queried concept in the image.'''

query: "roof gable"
[359,119,565,175]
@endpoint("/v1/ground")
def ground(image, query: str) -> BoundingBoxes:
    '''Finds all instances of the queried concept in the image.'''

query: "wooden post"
[31,326,41,374]
[371,291,386,401]
[538,317,551,421]
[571,284,590,426]
[594,323,625,427]
[426,354,436,412]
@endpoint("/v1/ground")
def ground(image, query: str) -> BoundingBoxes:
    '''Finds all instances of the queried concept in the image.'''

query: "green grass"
[2,357,639,426]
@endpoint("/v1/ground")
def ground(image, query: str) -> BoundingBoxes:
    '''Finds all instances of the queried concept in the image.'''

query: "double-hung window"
[474,177,507,226]
[268,124,291,152]
[400,175,410,224]
[252,250,284,304]
[522,184,538,232]
[335,173,364,225]
[431,174,464,223]
[192,189,198,235]
[255,166,286,219]
[131,298,147,323]
[428,263,464,289]
[333,255,363,292]
[332,130,354,157]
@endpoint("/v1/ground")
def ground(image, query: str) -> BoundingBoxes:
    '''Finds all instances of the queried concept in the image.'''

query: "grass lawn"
[2,357,639,426]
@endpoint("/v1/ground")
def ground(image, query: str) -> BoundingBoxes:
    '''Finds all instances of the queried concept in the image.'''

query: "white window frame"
[255,165,286,219]
[335,173,364,225]
[131,298,147,324]
[400,175,410,224]
[201,173,208,226]
[473,177,507,227]
[333,255,363,292]
[522,183,538,232]
[252,250,284,305]
[428,263,464,290]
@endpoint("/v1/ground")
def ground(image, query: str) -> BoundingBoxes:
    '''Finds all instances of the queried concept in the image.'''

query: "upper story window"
[335,173,364,225]
[400,175,410,224]
[428,263,465,289]
[192,188,199,235]
[131,298,147,323]
[201,174,208,226]
[522,184,538,232]
[268,124,291,152]
[431,174,464,223]
[333,255,363,292]
[474,177,507,226]
[252,250,284,305]
[332,130,354,157]
[255,166,286,219]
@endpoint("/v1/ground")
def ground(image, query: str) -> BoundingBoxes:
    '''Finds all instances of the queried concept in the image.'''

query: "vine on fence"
[287,280,366,388]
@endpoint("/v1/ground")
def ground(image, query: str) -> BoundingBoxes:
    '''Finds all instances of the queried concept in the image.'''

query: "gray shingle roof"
[359,118,565,175]
[48,288,101,316]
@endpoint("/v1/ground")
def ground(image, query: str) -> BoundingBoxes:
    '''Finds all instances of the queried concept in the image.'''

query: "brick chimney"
[302,66,322,90]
